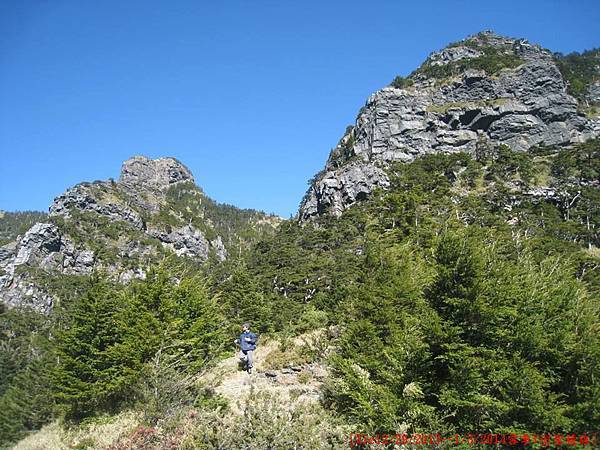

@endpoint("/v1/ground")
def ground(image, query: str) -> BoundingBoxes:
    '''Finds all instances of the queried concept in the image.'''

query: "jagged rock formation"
[120,155,194,190]
[299,31,599,221]
[50,184,145,229]
[0,156,280,313]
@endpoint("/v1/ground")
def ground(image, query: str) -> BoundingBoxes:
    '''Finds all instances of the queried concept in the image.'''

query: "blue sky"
[1,1,599,217]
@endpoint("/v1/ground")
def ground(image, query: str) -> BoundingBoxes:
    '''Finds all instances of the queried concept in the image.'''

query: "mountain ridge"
[2,31,599,312]
[298,31,599,221]
[1,30,599,449]
[0,156,281,312]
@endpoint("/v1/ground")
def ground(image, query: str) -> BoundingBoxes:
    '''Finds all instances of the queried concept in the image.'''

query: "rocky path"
[202,338,328,414]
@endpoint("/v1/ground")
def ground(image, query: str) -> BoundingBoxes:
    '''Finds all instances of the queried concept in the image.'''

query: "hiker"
[234,322,258,373]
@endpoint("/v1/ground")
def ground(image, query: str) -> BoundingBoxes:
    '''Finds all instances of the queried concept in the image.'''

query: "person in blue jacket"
[234,322,258,373]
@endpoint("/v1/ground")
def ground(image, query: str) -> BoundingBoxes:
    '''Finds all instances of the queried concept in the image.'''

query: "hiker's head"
[242,322,250,332]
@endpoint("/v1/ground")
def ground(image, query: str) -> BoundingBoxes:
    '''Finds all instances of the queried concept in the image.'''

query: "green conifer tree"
[52,277,152,418]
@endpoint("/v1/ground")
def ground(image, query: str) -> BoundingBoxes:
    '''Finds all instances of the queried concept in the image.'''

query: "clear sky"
[1,0,599,217]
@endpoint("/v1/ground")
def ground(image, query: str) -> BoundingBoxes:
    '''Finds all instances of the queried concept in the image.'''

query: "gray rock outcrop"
[163,225,208,259]
[119,156,194,190]
[299,31,599,221]
[149,224,227,261]
[299,163,390,218]
[0,156,230,312]
[427,45,483,66]
[50,183,145,229]
[0,223,94,313]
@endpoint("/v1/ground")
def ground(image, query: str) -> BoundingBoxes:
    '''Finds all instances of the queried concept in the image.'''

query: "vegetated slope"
[0,211,47,246]
[250,143,600,435]
[10,143,598,449]
[247,32,599,436]
[4,31,600,449]
[256,140,600,309]
[555,48,600,113]
[11,330,346,450]
[0,156,281,313]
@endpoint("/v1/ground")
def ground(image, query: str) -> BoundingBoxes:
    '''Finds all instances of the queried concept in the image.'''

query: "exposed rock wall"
[0,223,93,312]
[119,156,195,190]
[0,156,228,312]
[299,32,599,221]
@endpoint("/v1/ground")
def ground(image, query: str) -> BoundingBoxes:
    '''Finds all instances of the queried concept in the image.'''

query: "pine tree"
[0,308,55,446]
[0,356,54,445]
[158,273,227,371]
[52,277,154,418]
[218,263,272,334]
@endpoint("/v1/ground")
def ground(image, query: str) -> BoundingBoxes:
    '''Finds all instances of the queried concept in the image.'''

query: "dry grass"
[262,342,310,370]
[13,411,139,450]
[12,422,64,450]
[177,390,348,450]
[585,246,600,258]
[585,105,600,118]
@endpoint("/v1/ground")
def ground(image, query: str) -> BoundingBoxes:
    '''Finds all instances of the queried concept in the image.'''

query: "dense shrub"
[180,391,347,449]
[326,230,600,434]
[51,265,226,421]
[391,76,414,88]
[555,49,600,102]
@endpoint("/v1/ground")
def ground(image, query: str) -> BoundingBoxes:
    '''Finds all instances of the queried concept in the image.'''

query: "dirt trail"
[201,338,327,413]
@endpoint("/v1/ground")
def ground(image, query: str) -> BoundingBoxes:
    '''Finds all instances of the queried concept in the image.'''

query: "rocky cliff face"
[299,31,599,221]
[119,155,194,190]
[0,156,279,313]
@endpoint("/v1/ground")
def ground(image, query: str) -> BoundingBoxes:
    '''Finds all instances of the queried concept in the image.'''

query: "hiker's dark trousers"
[239,349,254,369]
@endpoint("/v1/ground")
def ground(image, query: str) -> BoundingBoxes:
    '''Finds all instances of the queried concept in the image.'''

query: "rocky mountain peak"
[298,31,599,221]
[119,156,194,191]
[1,154,280,313]
[423,31,551,69]
[456,30,533,50]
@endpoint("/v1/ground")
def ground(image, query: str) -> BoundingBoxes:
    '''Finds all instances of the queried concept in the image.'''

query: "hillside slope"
[2,31,599,450]
[13,334,346,450]
[0,156,281,313]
